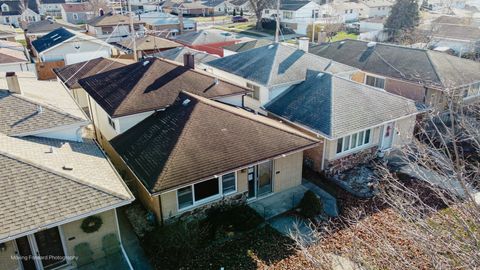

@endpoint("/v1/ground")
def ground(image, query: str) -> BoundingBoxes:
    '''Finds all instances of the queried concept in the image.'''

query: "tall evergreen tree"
[385,0,420,33]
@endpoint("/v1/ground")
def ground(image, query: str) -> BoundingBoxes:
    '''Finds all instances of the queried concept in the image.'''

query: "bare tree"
[290,91,480,269]
[248,0,274,30]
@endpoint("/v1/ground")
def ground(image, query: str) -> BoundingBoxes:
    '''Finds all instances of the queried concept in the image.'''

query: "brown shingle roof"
[61,2,93,12]
[110,92,318,194]
[54,57,131,89]
[87,13,144,27]
[78,58,250,117]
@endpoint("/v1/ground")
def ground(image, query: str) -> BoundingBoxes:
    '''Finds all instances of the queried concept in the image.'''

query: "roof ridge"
[184,91,319,142]
[266,43,281,86]
[3,90,86,123]
[424,50,445,88]
[0,149,131,201]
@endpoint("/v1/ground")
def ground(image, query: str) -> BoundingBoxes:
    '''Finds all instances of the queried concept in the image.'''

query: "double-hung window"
[365,75,385,89]
[336,129,371,154]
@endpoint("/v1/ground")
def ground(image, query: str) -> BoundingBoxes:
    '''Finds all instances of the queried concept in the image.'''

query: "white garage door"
[65,50,111,65]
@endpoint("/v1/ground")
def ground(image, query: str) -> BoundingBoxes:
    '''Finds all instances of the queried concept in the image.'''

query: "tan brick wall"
[0,240,18,270]
[160,191,178,220]
[273,151,303,192]
[62,209,118,261]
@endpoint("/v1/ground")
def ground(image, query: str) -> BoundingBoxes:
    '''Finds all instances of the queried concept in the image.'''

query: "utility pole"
[274,0,280,43]
[311,10,316,43]
[127,0,138,61]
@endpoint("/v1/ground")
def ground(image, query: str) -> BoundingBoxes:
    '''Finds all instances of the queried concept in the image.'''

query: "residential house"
[54,57,132,112]
[327,1,368,22]
[38,0,65,17]
[23,18,83,50]
[139,11,196,37]
[109,91,318,223]
[262,0,327,35]
[360,0,394,17]
[171,29,239,56]
[170,1,214,16]
[77,57,250,153]
[0,24,16,41]
[0,40,31,72]
[0,72,135,270]
[265,71,421,175]
[32,27,116,64]
[202,0,232,15]
[86,12,145,43]
[205,42,358,112]
[309,39,480,110]
[61,3,95,25]
[229,0,252,13]
[153,46,220,69]
[424,0,466,12]
[0,0,40,27]
[222,38,271,56]
[117,34,182,59]
[428,18,480,56]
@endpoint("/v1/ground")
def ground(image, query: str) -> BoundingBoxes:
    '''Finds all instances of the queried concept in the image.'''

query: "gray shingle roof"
[309,39,480,89]
[280,0,311,10]
[265,71,421,138]
[110,92,317,194]
[25,19,82,34]
[172,29,237,45]
[0,90,86,136]
[0,135,134,241]
[153,46,219,64]
[223,39,272,53]
[206,43,357,87]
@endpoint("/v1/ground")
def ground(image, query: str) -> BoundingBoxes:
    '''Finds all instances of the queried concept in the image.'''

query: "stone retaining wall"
[325,146,378,176]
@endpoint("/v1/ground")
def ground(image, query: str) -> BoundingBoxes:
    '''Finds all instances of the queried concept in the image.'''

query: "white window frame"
[283,10,293,19]
[364,73,386,89]
[176,172,237,211]
[336,128,372,157]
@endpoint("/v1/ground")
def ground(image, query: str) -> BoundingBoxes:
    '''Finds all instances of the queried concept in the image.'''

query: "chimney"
[298,37,309,53]
[6,72,21,95]
[183,52,195,69]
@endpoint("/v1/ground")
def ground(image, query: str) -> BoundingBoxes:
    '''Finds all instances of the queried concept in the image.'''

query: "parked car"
[232,16,248,23]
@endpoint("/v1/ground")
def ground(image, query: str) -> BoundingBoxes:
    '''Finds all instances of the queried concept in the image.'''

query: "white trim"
[114,209,134,270]
[11,121,90,138]
[380,121,395,150]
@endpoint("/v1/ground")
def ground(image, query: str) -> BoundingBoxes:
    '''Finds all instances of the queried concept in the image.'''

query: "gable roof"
[206,43,357,87]
[0,47,28,64]
[279,0,312,10]
[54,57,130,89]
[118,35,182,51]
[31,27,75,53]
[431,23,480,41]
[61,2,93,12]
[0,90,86,136]
[223,39,272,53]
[110,92,318,194]
[309,39,480,89]
[78,58,250,117]
[0,135,133,242]
[172,29,238,45]
[87,13,143,27]
[0,0,22,15]
[265,72,421,139]
[153,46,219,64]
[24,19,82,34]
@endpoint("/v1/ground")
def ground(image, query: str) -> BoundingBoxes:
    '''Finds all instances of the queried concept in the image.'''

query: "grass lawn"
[141,204,295,269]
[216,23,275,37]
[330,31,358,42]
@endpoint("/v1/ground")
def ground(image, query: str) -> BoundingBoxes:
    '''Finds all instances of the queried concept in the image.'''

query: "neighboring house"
[54,57,132,112]
[0,0,40,27]
[222,38,271,56]
[0,24,16,41]
[358,16,386,32]
[109,91,318,223]
[309,39,480,110]
[23,18,83,49]
[229,0,252,13]
[205,42,358,112]
[31,27,115,64]
[61,2,95,24]
[86,12,145,43]
[360,0,394,17]
[117,34,182,58]
[424,0,466,12]
[0,72,135,270]
[265,71,421,175]
[77,58,250,152]
[38,0,65,17]
[171,29,239,56]
[153,46,220,69]
[429,22,480,56]
[0,40,31,72]
[327,1,369,22]
[171,1,214,16]
[262,0,326,35]
[202,0,232,15]
[140,11,196,37]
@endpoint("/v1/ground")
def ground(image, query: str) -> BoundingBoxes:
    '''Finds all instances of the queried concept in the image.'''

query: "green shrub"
[206,204,263,232]
[298,191,323,219]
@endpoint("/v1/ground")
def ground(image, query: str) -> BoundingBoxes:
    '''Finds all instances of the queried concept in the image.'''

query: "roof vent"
[46,146,54,154]
[367,41,377,48]
[143,60,150,66]
[214,78,219,85]
[37,105,43,113]
[182,99,191,106]
[62,164,73,171]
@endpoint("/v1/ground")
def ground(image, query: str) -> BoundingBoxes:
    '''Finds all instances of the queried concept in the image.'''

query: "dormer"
[1,4,9,12]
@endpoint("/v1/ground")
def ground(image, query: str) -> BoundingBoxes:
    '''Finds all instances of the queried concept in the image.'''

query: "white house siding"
[87,24,145,43]
[365,6,390,17]
[40,37,113,63]
[215,94,244,107]
[263,1,324,35]
[117,111,155,134]
[34,124,84,142]
[391,115,416,148]
[88,96,119,140]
